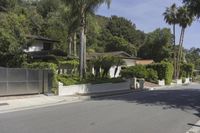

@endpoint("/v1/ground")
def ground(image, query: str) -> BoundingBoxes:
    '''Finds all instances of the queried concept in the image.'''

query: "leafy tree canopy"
[138,28,173,62]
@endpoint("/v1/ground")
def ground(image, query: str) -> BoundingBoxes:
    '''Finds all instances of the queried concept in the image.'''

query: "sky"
[96,0,200,49]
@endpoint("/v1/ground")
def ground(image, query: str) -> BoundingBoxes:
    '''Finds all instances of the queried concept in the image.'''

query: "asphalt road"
[0,84,200,133]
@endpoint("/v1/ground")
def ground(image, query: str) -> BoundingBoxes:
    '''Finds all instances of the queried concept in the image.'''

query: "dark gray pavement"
[0,84,200,133]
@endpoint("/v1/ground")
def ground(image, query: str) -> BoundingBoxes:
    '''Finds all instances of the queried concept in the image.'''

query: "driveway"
[0,84,200,133]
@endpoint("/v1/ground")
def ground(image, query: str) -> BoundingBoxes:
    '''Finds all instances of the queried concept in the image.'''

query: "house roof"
[26,35,59,43]
[87,51,140,60]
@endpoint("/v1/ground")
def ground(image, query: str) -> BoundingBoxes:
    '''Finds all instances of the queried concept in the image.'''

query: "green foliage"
[147,62,174,85]
[183,0,200,18]
[59,59,79,66]
[180,63,194,78]
[138,28,173,62]
[121,65,147,79]
[106,15,145,47]
[0,12,27,67]
[87,15,145,55]
[146,68,158,83]
[121,65,158,83]
[36,0,60,18]
[0,0,17,11]
[57,74,125,86]
[186,47,200,69]
[90,55,125,78]
[105,36,137,56]
[57,75,85,86]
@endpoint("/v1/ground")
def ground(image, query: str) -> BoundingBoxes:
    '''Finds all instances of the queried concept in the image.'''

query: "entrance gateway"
[0,67,52,96]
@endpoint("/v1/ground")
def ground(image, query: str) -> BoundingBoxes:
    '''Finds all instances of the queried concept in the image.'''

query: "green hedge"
[121,65,147,79]
[147,62,173,85]
[180,63,194,78]
[57,75,125,86]
[120,65,158,83]
[24,62,58,92]
[121,62,173,85]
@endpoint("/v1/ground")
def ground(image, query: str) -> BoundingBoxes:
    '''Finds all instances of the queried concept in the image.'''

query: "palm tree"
[176,6,193,78]
[163,3,178,79]
[63,0,111,80]
[183,0,200,18]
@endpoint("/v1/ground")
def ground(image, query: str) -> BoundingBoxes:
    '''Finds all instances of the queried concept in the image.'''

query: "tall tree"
[176,6,193,78]
[138,28,173,62]
[64,0,112,80]
[0,12,28,67]
[163,3,178,79]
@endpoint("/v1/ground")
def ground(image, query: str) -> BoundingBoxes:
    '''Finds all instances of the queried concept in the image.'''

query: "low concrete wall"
[184,78,190,84]
[176,79,182,85]
[158,80,165,86]
[58,81,130,96]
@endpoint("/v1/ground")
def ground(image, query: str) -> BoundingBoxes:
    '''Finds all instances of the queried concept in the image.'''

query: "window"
[43,43,53,50]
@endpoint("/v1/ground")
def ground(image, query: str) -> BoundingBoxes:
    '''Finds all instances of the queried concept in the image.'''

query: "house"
[25,35,59,52]
[87,51,154,78]
[24,35,79,74]
[24,35,68,61]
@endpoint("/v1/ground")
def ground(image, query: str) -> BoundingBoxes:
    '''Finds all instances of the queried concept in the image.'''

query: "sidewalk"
[0,95,83,113]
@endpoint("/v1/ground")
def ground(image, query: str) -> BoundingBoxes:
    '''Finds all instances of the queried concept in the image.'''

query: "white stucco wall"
[109,66,121,78]
[58,81,130,96]
[123,59,136,67]
[25,40,44,52]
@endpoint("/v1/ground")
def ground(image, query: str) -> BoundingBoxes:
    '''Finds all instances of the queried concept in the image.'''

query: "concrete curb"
[146,83,194,91]
[0,96,83,114]
[77,89,149,99]
[186,120,200,133]
[0,88,151,114]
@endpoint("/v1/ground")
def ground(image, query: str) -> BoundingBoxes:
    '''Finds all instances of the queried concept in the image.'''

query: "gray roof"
[26,35,59,43]
[87,51,140,60]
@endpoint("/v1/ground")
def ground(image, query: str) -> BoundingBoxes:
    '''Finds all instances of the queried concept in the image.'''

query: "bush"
[147,62,173,85]
[90,55,124,78]
[121,65,147,79]
[182,77,186,83]
[146,68,158,83]
[180,63,194,78]
[121,65,158,83]
[24,62,58,92]
[57,75,125,86]
[57,75,86,86]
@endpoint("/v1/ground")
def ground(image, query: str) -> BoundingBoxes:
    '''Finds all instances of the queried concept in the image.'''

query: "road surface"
[0,84,200,133]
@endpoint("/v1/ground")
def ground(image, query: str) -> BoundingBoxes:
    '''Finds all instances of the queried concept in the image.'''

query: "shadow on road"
[95,88,200,117]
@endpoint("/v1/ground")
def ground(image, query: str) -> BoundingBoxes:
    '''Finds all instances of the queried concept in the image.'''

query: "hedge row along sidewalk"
[121,61,174,85]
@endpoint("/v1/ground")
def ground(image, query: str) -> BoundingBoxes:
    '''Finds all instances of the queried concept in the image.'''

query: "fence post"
[6,68,8,93]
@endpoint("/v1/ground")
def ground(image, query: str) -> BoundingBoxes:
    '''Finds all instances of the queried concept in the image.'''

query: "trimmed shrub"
[121,65,147,79]
[57,74,125,86]
[146,68,158,83]
[180,63,194,78]
[147,62,173,85]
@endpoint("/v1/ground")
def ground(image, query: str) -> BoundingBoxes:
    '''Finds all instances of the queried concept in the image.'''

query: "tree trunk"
[73,32,77,57]
[79,6,86,80]
[177,28,184,79]
[83,11,87,79]
[80,26,84,80]
[83,34,87,78]
[68,35,72,56]
[173,24,177,79]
